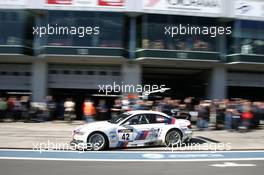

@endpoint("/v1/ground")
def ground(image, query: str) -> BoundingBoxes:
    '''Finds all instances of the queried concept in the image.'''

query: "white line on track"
[1,149,264,154]
[210,162,257,167]
[0,157,264,162]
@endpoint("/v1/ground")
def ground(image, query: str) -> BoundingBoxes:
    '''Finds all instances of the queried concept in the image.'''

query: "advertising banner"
[0,0,26,5]
[47,0,72,5]
[98,0,124,7]
[143,0,223,14]
[46,0,124,7]
[235,0,264,18]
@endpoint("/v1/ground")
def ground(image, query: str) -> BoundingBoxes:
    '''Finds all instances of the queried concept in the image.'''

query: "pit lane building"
[0,0,263,103]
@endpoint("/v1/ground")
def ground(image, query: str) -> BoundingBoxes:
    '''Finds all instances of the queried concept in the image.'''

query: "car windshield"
[108,113,131,124]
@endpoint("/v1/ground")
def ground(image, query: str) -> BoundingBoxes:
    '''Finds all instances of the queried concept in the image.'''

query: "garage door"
[0,64,31,90]
[48,64,121,89]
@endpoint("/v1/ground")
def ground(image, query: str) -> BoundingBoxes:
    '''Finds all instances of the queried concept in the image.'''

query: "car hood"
[74,121,115,132]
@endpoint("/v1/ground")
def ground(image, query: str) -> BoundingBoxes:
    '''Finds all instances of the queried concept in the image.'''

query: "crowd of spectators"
[0,95,263,131]
[110,97,264,131]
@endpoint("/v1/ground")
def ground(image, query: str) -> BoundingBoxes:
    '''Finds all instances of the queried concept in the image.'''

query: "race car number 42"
[118,130,133,141]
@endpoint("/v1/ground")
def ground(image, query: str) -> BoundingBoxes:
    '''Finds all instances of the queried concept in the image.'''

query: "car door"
[130,114,152,145]
[120,114,165,145]
[144,114,168,142]
[116,114,150,147]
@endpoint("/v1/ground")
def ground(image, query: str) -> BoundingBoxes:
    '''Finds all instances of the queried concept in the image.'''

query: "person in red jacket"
[83,99,96,123]
[241,105,254,130]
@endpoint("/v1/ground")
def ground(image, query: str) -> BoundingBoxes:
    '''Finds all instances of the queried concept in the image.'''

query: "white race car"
[70,110,192,150]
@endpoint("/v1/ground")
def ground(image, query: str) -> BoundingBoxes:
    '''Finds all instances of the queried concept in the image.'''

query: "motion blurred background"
[0,0,263,122]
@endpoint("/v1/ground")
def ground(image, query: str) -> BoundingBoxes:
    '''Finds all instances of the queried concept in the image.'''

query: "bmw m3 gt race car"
[70,110,192,150]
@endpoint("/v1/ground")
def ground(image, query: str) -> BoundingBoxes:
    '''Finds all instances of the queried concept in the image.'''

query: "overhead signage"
[46,0,124,7]
[143,0,223,15]
[0,0,26,5]
[235,0,264,18]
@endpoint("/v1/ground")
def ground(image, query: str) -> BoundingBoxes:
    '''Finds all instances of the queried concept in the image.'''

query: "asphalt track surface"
[0,150,263,175]
[0,159,263,175]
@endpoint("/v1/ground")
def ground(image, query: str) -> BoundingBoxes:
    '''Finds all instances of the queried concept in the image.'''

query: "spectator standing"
[7,97,15,120]
[197,103,210,130]
[133,100,146,110]
[159,98,173,115]
[231,108,241,130]
[215,102,226,129]
[83,99,96,123]
[259,102,264,125]
[97,99,108,121]
[46,96,56,120]
[57,99,65,120]
[240,105,253,130]
[64,98,75,122]
[111,99,122,118]
[20,96,30,121]
[13,97,22,120]
[0,98,7,120]
[225,106,233,130]
[252,102,261,128]
[121,96,130,112]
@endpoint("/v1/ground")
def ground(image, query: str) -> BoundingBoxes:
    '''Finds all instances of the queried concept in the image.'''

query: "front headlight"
[74,131,86,135]
[73,128,86,135]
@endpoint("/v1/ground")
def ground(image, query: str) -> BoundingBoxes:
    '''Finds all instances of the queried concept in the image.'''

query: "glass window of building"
[46,11,75,46]
[139,14,220,52]
[43,11,125,47]
[228,20,264,55]
[0,10,34,47]
[98,12,124,47]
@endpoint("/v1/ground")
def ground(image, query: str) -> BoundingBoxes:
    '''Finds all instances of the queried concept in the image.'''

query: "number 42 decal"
[121,133,130,140]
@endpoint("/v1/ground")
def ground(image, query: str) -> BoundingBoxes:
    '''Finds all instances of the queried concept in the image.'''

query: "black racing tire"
[87,132,108,151]
[165,129,182,147]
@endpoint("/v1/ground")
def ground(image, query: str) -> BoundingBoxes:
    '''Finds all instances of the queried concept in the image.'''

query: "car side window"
[124,115,140,125]
[146,114,167,124]
[139,115,149,124]
[124,114,149,125]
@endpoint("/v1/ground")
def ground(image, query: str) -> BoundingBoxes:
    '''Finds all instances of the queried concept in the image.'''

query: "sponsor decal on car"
[117,141,129,147]
[148,128,159,140]
[109,131,117,143]
[118,129,133,133]
[135,131,149,140]
[98,0,124,6]
[47,0,72,5]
